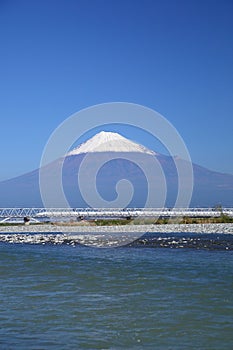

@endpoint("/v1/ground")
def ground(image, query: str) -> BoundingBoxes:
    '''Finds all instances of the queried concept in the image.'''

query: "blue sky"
[0,0,232,180]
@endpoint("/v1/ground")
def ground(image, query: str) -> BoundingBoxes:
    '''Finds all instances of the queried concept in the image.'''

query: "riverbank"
[0,223,232,234]
[0,223,232,247]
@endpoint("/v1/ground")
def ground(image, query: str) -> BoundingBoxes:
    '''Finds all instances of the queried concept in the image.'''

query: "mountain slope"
[0,132,232,207]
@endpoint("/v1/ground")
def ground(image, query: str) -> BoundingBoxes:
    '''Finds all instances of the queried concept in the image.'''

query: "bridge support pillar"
[24,217,30,225]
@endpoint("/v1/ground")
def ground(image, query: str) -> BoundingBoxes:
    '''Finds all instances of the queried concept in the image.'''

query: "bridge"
[0,207,232,223]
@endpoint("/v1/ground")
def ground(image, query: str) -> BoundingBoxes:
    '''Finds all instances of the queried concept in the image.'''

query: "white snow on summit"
[67,131,156,155]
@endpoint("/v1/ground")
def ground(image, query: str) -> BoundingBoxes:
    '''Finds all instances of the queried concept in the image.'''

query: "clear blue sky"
[0,0,232,180]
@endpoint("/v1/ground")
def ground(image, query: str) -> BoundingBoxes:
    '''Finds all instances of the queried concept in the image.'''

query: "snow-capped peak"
[67,131,156,155]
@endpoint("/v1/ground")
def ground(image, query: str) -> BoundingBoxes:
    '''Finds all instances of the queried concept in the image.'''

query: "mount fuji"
[0,131,232,207]
[67,131,156,156]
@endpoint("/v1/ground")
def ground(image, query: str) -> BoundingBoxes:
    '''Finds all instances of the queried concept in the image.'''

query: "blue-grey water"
[0,232,233,349]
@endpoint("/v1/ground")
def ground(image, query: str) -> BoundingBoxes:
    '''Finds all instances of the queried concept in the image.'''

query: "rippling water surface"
[0,233,233,349]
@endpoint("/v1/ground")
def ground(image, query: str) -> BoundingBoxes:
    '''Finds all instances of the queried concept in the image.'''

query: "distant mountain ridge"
[0,131,232,207]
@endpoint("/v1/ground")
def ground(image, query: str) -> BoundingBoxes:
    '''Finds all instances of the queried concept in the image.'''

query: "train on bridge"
[0,207,232,223]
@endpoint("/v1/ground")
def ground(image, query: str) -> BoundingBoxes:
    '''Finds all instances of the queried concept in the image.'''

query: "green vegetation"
[80,215,233,226]
[0,221,47,226]
[0,222,23,226]
[180,214,233,224]
[94,215,233,226]
[93,219,133,226]
[0,215,232,226]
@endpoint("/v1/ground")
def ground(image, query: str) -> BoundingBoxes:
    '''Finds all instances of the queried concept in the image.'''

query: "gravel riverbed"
[0,223,232,248]
[0,223,232,234]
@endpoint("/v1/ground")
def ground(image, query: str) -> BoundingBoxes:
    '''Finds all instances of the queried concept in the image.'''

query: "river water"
[0,232,233,349]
